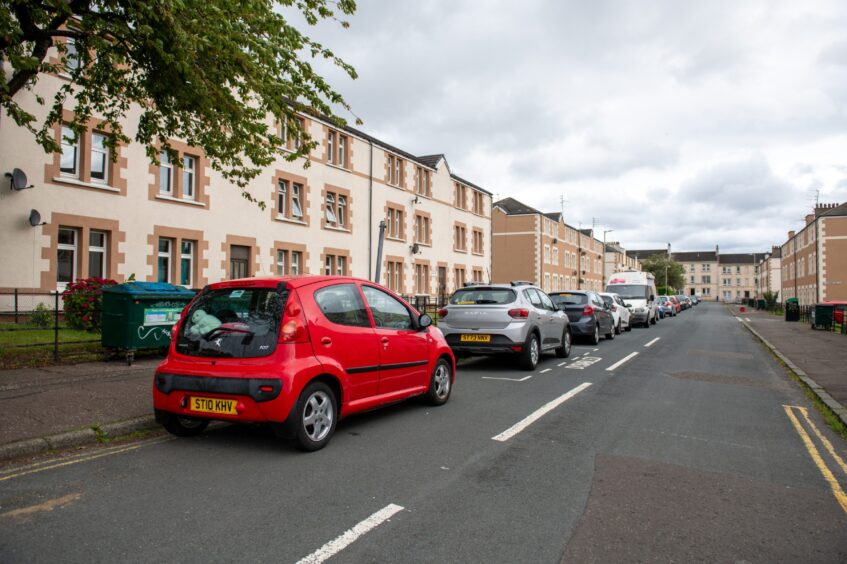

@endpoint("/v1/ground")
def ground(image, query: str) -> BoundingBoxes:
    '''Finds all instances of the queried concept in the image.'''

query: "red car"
[153,276,455,451]
[669,296,682,314]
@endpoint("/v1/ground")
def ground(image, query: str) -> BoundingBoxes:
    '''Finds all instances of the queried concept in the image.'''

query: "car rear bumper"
[569,319,597,336]
[445,333,524,354]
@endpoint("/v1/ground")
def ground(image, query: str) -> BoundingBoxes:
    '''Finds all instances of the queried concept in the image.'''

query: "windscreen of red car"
[176,287,284,358]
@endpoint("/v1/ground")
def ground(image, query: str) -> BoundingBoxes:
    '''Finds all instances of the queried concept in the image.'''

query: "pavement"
[0,304,845,462]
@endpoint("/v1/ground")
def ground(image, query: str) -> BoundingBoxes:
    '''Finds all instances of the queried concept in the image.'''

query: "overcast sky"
[301,0,847,253]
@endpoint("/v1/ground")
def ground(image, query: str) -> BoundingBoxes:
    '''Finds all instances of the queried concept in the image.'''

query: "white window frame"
[90,132,109,183]
[291,251,301,275]
[338,135,346,167]
[337,195,347,227]
[182,155,196,200]
[337,256,347,276]
[57,227,78,289]
[60,125,80,177]
[180,240,194,287]
[158,238,172,283]
[326,193,337,224]
[292,184,303,218]
[276,250,287,275]
[277,180,287,217]
[328,131,336,164]
[159,151,173,195]
[88,230,107,278]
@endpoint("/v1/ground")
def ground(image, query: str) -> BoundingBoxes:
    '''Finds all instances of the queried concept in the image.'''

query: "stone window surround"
[221,235,261,280]
[324,126,353,170]
[472,227,485,256]
[414,166,432,197]
[44,109,129,196]
[453,221,468,252]
[39,212,126,291]
[385,153,406,188]
[454,264,467,291]
[384,201,407,241]
[414,259,431,296]
[270,241,309,275]
[320,247,351,276]
[321,184,353,233]
[147,139,211,208]
[383,255,405,294]
[145,226,209,287]
[414,210,433,246]
[271,170,311,226]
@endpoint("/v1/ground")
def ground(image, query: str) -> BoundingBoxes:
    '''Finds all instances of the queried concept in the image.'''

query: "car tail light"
[438,308,448,318]
[582,306,595,316]
[508,308,529,318]
[280,290,310,343]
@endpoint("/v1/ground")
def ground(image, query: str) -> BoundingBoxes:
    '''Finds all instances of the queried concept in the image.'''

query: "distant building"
[780,203,847,305]
[604,241,641,285]
[674,249,719,300]
[756,246,782,300]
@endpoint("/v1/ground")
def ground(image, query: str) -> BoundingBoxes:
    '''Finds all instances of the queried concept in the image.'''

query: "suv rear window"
[552,293,588,305]
[449,288,516,305]
[176,287,284,358]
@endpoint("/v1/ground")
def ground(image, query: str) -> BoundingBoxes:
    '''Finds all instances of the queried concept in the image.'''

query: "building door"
[230,245,250,279]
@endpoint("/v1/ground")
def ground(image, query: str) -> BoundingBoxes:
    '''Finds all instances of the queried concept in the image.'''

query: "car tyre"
[589,323,600,345]
[555,328,572,358]
[293,381,337,452]
[425,358,452,406]
[162,414,209,437]
[520,333,540,370]
[605,321,614,340]
[651,314,657,325]
[625,321,632,332]
[614,320,622,335]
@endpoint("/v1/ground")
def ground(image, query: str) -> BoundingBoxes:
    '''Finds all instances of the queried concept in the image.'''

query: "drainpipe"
[367,139,374,280]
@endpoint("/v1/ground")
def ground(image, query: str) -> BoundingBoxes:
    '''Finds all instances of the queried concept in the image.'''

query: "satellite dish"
[411,243,420,255]
[6,168,33,190]
[29,209,46,227]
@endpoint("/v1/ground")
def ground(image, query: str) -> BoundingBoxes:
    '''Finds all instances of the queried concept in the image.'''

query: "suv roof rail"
[462,281,484,287]
[510,280,534,287]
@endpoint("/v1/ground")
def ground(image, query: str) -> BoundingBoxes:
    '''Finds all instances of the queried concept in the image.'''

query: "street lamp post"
[602,229,614,287]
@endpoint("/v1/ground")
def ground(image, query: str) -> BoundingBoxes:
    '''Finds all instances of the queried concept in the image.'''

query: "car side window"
[314,284,371,328]
[525,289,543,309]
[361,286,413,330]
[538,291,555,311]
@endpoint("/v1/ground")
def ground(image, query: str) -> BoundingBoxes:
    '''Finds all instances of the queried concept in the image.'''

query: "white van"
[605,271,657,328]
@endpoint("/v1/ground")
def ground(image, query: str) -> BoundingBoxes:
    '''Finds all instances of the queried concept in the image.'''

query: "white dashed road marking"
[297,504,405,564]
[557,362,567,367]
[644,337,660,348]
[540,368,552,373]
[482,375,533,382]
[606,352,639,372]
[492,382,593,442]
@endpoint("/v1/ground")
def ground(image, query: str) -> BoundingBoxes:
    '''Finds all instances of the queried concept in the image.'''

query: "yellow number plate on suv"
[460,334,491,343]
[190,397,237,415]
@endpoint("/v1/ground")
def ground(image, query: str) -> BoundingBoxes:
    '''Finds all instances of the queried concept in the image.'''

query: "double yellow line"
[783,405,847,514]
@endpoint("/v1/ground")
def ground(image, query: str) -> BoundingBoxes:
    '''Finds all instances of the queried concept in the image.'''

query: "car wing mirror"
[418,313,433,331]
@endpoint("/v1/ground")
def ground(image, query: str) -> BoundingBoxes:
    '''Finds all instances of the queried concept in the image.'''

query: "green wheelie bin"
[101,282,196,365]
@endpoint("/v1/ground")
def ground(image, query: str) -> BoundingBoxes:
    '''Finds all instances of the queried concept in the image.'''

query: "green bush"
[62,277,118,331]
[30,302,51,328]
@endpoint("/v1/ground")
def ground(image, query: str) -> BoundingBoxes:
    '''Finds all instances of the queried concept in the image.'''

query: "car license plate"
[460,334,491,343]
[190,396,237,415]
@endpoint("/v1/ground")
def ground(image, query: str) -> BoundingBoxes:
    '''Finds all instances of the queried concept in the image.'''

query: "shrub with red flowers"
[62,277,118,331]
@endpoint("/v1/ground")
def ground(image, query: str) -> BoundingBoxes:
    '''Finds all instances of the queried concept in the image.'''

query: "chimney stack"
[805,214,815,225]
[788,230,795,239]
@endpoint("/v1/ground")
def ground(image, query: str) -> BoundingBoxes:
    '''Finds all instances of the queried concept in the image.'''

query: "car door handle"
[381,336,389,347]
[321,337,332,346]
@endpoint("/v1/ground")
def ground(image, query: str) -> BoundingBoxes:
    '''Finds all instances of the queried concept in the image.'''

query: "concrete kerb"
[0,415,158,463]
[737,316,847,427]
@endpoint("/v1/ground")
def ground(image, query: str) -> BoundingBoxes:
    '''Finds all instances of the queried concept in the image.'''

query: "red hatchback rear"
[153,276,455,451]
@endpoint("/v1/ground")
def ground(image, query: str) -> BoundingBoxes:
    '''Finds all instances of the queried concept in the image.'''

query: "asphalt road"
[2,303,846,563]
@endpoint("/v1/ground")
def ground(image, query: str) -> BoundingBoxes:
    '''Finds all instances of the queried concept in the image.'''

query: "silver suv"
[437,282,571,370]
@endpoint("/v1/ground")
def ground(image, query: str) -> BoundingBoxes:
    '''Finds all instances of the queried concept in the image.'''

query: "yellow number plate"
[190,396,237,415]
[460,334,491,343]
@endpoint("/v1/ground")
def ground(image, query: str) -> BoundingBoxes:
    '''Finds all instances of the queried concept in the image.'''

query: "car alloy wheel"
[556,329,571,358]
[426,359,452,405]
[521,333,540,370]
[293,381,337,451]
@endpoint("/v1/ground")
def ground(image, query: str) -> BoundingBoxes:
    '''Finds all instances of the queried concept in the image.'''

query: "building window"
[415,263,429,295]
[158,238,172,283]
[277,180,287,217]
[182,155,196,200]
[60,126,79,177]
[387,154,404,186]
[455,267,466,289]
[473,268,484,283]
[88,231,107,278]
[292,184,303,218]
[57,228,78,285]
[324,254,348,276]
[386,260,403,293]
[90,132,109,183]
[473,191,485,215]
[544,244,550,264]
[64,38,81,72]
[230,245,250,279]
[387,207,404,239]
[337,135,347,167]
[414,214,431,245]
[180,241,194,286]
[324,191,348,229]
[454,224,467,251]
[328,131,335,164]
[159,151,173,195]
[473,229,484,255]
[291,251,302,275]
[552,247,558,265]
[415,166,431,196]
[454,183,468,209]
[326,193,337,224]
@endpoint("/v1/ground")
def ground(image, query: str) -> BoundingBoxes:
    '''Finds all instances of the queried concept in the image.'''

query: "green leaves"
[1,0,357,197]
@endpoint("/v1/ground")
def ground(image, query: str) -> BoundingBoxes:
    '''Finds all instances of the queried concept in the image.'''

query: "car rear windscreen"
[605,284,649,300]
[449,288,516,305]
[552,293,588,305]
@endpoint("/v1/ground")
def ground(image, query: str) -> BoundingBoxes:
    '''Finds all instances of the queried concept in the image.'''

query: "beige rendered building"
[0,68,491,303]
[756,246,782,300]
[491,198,606,293]
[780,202,847,305]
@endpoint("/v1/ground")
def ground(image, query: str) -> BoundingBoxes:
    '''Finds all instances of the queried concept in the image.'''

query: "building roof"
[718,253,767,265]
[451,173,492,195]
[817,202,847,217]
[493,197,541,215]
[544,212,562,222]
[416,154,444,169]
[627,249,667,261]
[769,247,782,258]
[672,251,717,262]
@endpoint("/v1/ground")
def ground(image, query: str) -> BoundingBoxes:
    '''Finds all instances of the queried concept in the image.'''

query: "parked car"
[676,295,689,310]
[669,295,682,313]
[657,296,675,317]
[438,282,571,370]
[153,276,455,451]
[550,290,615,344]
[599,292,632,333]
[690,295,700,305]
[605,271,658,327]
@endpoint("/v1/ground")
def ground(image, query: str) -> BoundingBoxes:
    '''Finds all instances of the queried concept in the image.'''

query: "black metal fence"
[0,290,102,364]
